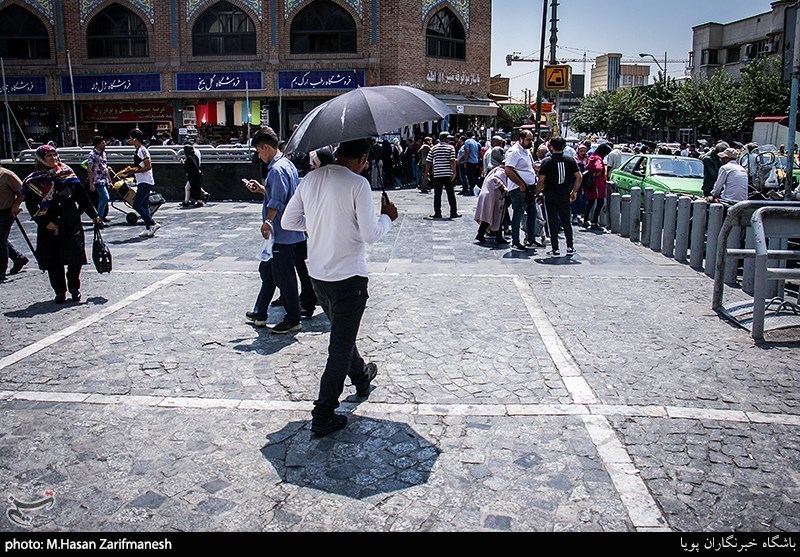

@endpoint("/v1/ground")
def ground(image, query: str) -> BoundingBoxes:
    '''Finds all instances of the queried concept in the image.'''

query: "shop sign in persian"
[0,76,48,96]
[60,74,162,95]
[175,72,263,92]
[278,70,365,90]
[82,103,174,122]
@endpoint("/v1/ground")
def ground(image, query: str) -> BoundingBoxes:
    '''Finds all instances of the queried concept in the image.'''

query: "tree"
[571,91,611,133]
[644,76,680,137]
[502,103,529,126]
[738,57,791,123]
[675,70,744,138]
[606,86,647,139]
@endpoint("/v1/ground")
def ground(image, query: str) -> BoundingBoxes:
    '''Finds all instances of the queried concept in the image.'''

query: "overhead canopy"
[434,95,498,117]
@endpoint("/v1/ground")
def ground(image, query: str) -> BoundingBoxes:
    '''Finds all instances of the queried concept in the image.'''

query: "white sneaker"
[138,228,150,238]
[148,223,161,237]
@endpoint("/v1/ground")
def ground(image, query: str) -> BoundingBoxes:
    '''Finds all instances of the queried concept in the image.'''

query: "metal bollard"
[630,187,642,243]
[600,187,611,228]
[742,227,755,296]
[689,199,708,270]
[704,203,725,278]
[642,187,654,247]
[620,195,631,238]
[662,194,678,258]
[650,192,665,253]
[724,225,741,286]
[610,193,622,234]
[674,196,691,262]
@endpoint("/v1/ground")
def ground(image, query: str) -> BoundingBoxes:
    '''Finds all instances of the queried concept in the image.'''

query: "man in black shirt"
[536,136,582,257]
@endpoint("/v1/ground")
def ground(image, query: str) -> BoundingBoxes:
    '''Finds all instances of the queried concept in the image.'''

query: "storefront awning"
[435,95,498,117]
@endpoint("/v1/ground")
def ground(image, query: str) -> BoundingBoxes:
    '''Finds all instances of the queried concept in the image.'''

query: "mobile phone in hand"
[382,190,391,204]
[242,178,256,191]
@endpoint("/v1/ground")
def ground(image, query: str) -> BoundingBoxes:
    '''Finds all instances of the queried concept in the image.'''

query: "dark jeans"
[295,240,317,311]
[133,183,155,227]
[584,197,605,225]
[432,177,458,217]
[508,189,535,245]
[0,211,25,277]
[311,275,370,419]
[465,162,480,192]
[48,263,81,295]
[253,242,300,325]
[544,193,574,252]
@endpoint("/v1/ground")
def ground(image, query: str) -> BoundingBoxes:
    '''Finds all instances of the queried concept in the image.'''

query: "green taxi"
[609,155,704,198]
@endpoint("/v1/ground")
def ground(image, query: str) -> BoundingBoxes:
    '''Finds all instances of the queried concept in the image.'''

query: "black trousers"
[432,177,458,217]
[253,243,300,325]
[544,194,574,252]
[48,264,81,295]
[0,211,25,277]
[311,275,371,419]
[584,197,605,224]
[295,240,317,311]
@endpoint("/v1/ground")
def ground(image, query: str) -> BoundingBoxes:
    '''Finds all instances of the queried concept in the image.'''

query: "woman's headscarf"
[22,145,81,223]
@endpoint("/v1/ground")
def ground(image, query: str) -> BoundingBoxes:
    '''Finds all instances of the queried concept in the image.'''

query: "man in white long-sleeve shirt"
[711,148,749,204]
[283,138,398,436]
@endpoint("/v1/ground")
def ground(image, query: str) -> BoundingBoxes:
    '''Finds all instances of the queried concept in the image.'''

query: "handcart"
[109,170,166,226]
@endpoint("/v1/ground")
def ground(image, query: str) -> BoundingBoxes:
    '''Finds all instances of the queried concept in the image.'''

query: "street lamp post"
[639,52,667,80]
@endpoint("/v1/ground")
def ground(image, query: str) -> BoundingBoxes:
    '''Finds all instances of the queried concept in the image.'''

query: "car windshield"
[649,157,703,178]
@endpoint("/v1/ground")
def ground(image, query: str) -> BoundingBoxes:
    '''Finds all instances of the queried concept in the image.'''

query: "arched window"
[193,1,256,56]
[290,0,356,54]
[426,8,465,60]
[87,4,148,58]
[0,5,50,59]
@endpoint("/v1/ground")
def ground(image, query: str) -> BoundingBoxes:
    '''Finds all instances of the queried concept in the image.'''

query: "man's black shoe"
[0,275,6,282]
[476,234,486,243]
[271,321,301,334]
[9,256,28,275]
[430,214,442,219]
[495,235,510,245]
[270,297,284,307]
[54,293,66,304]
[311,414,348,437]
[512,243,527,251]
[69,289,81,302]
[450,213,462,218]
[300,307,315,319]
[355,363,378,398]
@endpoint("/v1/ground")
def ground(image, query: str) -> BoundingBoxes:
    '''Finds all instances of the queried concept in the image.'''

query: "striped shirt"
[427,142,455,178]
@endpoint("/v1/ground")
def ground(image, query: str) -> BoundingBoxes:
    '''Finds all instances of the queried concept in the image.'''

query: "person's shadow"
[5,297,108,318]
[261,416,440,500]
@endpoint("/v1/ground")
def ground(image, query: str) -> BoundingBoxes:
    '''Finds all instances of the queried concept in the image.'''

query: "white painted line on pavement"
[0,272,185,372]
[667,406,750,423]
[512,275,597,405]
[582,414,670,532]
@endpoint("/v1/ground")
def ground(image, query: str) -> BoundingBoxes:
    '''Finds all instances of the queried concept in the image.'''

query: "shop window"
[193,1,256,56]
[0,5,50,59]
[290,0,357,54]
[87,4,148,58]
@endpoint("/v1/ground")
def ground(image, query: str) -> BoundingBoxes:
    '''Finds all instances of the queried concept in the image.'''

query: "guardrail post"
[620,195,631,238]
[724,225,741,286]
[704,203,725,278]
[767,237,782,298]
[689,199,708,270]
[675,196,691,262]
[742,226,755,296]
[650,192,665,253]
[642,187,654,247]
[630,187,641,243]
[662,194,678,258]
[609,193,622,234]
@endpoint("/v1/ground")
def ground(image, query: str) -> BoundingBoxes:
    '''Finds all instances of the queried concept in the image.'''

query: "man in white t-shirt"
[711,148,749,203]
[503,130,537,250]
[123,128,160,238]
[283,138,398,437]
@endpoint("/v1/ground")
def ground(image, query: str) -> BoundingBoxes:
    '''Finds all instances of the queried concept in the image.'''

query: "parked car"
[609,154,704,198]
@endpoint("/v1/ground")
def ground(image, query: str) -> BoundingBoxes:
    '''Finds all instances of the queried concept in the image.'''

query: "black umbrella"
[284,86,452,154]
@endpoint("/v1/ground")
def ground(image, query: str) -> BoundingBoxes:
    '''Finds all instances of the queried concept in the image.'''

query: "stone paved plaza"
[1,189,799,532]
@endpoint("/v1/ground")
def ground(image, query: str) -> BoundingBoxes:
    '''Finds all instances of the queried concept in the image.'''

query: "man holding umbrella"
[283,138,398,436]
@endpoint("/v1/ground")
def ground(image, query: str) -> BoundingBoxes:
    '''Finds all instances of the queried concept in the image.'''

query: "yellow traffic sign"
[544,65,571,92]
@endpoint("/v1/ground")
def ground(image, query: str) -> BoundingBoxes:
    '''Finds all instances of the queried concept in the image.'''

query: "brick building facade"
[0,0,492,154]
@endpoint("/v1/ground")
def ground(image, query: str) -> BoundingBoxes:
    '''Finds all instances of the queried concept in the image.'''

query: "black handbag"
[92,224,112,274]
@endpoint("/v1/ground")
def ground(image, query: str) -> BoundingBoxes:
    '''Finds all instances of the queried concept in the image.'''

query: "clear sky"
[491,0,776,99]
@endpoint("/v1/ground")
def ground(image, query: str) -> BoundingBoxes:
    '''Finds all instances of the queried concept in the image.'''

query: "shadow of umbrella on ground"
[261,417,440,500]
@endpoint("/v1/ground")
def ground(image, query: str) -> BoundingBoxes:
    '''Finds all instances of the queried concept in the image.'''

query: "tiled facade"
[0,0,491,149]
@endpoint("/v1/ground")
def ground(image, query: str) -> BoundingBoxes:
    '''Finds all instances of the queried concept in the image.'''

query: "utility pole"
[549,0,560,134]
[533,0,548,147]
[788,6,800,200]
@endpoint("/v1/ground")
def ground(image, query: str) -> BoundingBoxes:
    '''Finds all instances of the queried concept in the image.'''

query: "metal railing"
[13,145,256,165]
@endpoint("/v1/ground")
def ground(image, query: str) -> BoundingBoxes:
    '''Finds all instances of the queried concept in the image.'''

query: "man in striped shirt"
[425,132,460,218]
